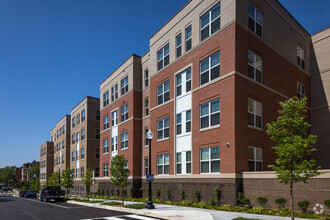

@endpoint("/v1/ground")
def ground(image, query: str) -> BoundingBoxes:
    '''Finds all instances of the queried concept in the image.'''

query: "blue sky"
[0,0,328,168]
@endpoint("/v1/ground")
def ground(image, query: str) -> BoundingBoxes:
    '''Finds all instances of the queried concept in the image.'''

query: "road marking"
[15,196,78,209]
[83,215,161,220]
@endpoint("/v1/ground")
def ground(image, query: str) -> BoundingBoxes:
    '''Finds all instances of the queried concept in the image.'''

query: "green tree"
[48,172,60,186]
[0,166,17,186]
[266,97,322,220]
[27,162,40,190]
[82,169,93,200]
[110,155,130,205]
[30,178,40,192]
[61,169,74,198]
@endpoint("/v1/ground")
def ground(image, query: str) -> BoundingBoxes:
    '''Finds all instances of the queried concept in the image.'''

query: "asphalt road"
[0,190,162,220]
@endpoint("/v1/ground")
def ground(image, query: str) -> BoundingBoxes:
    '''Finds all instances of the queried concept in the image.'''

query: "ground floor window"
[200,146,220,173]
[157,154,169,175]
[248,146,263,171]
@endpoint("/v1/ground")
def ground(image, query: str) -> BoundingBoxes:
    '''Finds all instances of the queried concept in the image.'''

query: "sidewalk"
[67,198,310,220]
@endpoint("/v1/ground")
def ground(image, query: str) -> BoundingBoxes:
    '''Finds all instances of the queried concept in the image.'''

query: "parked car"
[2,186,9,191]
[19,190,27,197]
[24,190,37,198]
[40,186,65,202]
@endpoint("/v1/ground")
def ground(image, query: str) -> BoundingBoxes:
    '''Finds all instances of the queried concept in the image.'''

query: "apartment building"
[50,115,71,174]
[69,96,100,195]
[99,55,143,196]
[40,141,54,185]
[95,0,328,205]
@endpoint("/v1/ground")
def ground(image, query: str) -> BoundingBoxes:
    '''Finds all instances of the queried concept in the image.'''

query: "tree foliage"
[27,162,39,181]
[110,155,130,205]
[266,97,322,219]
[82,169,93,200]
[0,166,17,186]
[48,172,60,186]
[61,169,73,197]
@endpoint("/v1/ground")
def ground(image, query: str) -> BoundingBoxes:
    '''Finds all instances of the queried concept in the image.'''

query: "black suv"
[40,186,65,202]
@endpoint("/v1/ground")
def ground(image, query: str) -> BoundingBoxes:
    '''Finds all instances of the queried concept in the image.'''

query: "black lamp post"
[146,129,155,209]
[59,165,61,186]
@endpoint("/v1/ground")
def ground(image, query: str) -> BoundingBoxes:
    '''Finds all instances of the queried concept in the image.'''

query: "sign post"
[92,170,95,200]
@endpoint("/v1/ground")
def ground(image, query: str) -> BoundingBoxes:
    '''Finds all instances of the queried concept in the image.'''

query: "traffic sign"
[146,174,154,182]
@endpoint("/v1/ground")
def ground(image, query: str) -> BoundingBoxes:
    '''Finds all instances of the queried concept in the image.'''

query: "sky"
[0,0,328,168]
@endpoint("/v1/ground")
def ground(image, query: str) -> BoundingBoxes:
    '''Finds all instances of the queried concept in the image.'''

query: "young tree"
[110,155,130,205]
[266,97,322,220]
[48,172,60,186]
[61,169,74,198]
[0,166,17,186]
[82,169,93,200]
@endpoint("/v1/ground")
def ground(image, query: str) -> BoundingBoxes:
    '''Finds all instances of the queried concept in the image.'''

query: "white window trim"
[157,81,170,105]
[121,132,128,150]
[176,33,182,58]
[249,4,263,37]
[157,154,170,175]
[248,50,262,83]
[248,146,263,171]
[200,99,220,129]
[200,51,220,85]
[297,82,306,100]
[157,117,170,140]
[200,146,220,174]
[157,43,170,71]
[200,3,221,40]
[248,98,262,129]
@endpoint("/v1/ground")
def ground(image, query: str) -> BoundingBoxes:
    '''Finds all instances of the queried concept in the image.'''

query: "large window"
[144,158,148,175]
[72,117,76,128]
[80,167,84,178]
[111,87,114,102]
[157,117,169,140]
[81,129,85,140]
[81,148,85,159]
[121,132,128,149]
[103,163,109,177]
[200,99,220,129]
[248,4,263,37]
[176,152,182,174]
[115,84,118,99]
[248,51,262,83]
[157,154,169,175]
[157,80,170,105]
[62,155,65,164]
[103,115,109,130]
[72,134,76,144]
[186,151,191,174]
[103,91,109,107]
[200,51,220,85]
[200,146,220,173]
[297,82,306,100]
[248,146,263,171]
[297,45,306,69]
[145,99,149,116]
[186,110,191,133]
[81,110,85,122]
[176,113,182,135]
[111,110,118,126]
[200,3,221,41]
[121,76,128,95]
[144,128,148,146]
[121,104,128,122]
[157,43,169,71]
[72,152,75,161]
[103,139,109,154]
[145,69,149,87]
[185,26,192,52]
[111,136,118,151]
[176,33,182,58]
[176,67,192,97]
[248,98,262,128]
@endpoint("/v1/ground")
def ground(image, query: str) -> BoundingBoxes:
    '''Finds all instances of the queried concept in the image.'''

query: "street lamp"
[146,129,155,209]
[58,165,61,186]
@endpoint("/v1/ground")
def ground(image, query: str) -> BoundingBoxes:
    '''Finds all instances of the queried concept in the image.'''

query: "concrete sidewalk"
[67,198,310,220]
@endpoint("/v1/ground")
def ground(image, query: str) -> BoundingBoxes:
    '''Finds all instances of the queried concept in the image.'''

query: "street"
[0,189,162,220]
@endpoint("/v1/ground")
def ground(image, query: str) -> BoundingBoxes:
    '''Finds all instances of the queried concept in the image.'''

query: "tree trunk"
[290,180,294,220]
[122,187,124,205]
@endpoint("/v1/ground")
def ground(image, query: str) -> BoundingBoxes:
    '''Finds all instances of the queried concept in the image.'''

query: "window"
[103,139,109,154]
[176,152,182,174]
[297,82,306,100]
[96,110,100,120]
[145,69,149,87]
[95,168,99,177]
[248,51,262,83]
[72,169,75,178]
[157,80,170,105]
[185,25,192,51]
[103,163,109,177]
[96,128,100,139]
[63,125,65,134]
[72,117,76,128]
[121,132,128,149]
[81,148,85,159]
[124,160,128,169]
[176,67,192,97]
[248,147,263,171]
[186,151,191,174]
[77,113,80,125]
[121,104,128,122]
[157,154,169,175]
[103,115,109,130]
[145,99,149,116]
[62,140,65,149]
[57,130,59,138]
[80,167,84,178]
[111,87,114,102]
[200,51,220,85]
[62,155,65,164]
[297,45,306,69]
[248,98,262,128]
[200,99,220,129]
[157,117,169,140]
[186,68,191,92]
[111,136,118,151]
[248,4,263,37]
[72,152,75,161]
[144,158,148,175]
[111,110,118,126]
[157,43,170,71]
[186,110,191,133]
[96,148,100,159]
[200,3,221,41]
[115,84,118,99]
[121,76,128,95]
[176,73,182,97]
[81,110,85,122]
[176,33,182,58]
[72,134,76,144]
[145,129,148,146]
[103,91,109,107]
[176,113,182,135]
[200,146,220,173]
[81,129,85,141]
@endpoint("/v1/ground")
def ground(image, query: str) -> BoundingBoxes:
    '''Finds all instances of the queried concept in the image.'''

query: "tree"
[27,162,40,191]
[266,97,322,220]
[61,169,74,198]
[110,155,130,205]
[82,169,93,200]
[0,166,17,186]
[30,178,40,192]
[48,172,60,186]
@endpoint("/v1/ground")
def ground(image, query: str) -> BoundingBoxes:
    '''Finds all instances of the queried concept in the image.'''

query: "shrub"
[257,197,268,207]
[110,189,114,196]
[247,206,265,214]
[324,200,330,208]
[240,197,250,206]
[116,189,120,197]
[194,188,201,202]
[275,197,287,209]
[101,201,121,206]
[207,195,216,206]
[125,204,145,209]
[180,189,186,201]
[166,188,172,201]
[214,187,221,205]
[298,200,310,213]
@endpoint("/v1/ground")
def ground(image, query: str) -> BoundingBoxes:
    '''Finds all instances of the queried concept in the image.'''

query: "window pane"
[157,85,163,95]
[201,13,209,29]
[248,147,254,160]
[201,148,209,160]
[157,155,163,165]
[248,113,254,126]
[201,27,209,41]
[256,24,262,36]
[201,161,209,173]
[186,151,191,161]
[157,50,163,60]
[256,148,263,160]
[164,165,169,174]
[211,113,220,126]
[248,4,255,18]
[158,131,163,140]
[211,99,220,113]
[256,115,262,128]
[200,103,209,116]
[164,81,169,91]
[248,161,255,171]
[201,58,209,73]
[211,17,220,34]
[211,146,220,159]
[177,74,182,85]
[201,116,209,129]
[211,160,220,173]
[164,44,169,55]
[177,124,182,135]
[248,99,253,112]
[211,4,221,20]
[158,166,163,174]
[256,10,263,24]
[186,110,191,120]
[164,154,169,164]
[164,91,169,102]
[211,51,220,67]
[177,164,182,174]
[164,117,169,127]
[164,128,169,138]
[211,65,220,80]
[201,71,209,85]
[187,163,191,173]
[158,120,163,129]
[256,162,263,171]
[177,113,182,123]
[186,68,191,80]
[186,121,191,132]
[176,153,181,162]
[248,17,255,32]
